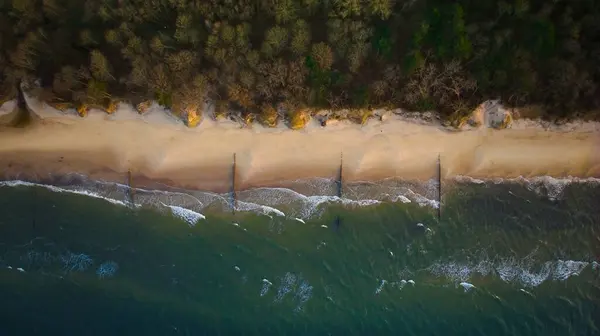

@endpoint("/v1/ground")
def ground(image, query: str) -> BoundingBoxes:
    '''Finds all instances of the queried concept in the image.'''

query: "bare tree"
[311,43,334,70]
[404,59,477,110]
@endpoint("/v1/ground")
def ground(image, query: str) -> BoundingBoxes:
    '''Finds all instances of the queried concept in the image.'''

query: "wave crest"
[453,175,600,201]
[427,254,593,288]
[1,174,596,222]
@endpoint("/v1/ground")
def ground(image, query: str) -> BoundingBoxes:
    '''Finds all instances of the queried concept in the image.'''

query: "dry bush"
[311,43,333,70]
[258,104,279,127]
[227,83,253,110]
[288,108,311,129]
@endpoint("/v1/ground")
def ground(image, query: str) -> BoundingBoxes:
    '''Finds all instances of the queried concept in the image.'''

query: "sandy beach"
[1,97,599,193]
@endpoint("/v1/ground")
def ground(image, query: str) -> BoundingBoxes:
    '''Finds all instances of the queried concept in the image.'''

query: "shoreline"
[1,98,599,194]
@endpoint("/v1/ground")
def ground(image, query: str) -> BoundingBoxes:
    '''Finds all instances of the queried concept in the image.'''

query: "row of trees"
[1,0,599,127]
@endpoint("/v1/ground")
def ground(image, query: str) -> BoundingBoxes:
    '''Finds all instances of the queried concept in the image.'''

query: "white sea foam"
[161,203,205,226]
[429,261,481,283]
[60,252,93,273]
[405,189,439,208]
[392,279,408,289]
[24,173,220,214]
[459,282,475,292]
[2,173,597,222]
[516,263,552,287]
[260,278,273,297]
[133,180,347,219]
[0,180,132,207]
[552,260,589,281]
[130,187,213,211]
[292,194,378,217]
[270,272,313,312]
[237,186,384,219]
[260,284,270,297]
[0,178,248,225]
[454,175,485,184]
[235,200,285,217]
[0,175,436,220]
[417,223,434,236]
[293,278,313,312]
[130,182,275,218]
[428,256,592,288]
[274,272,297,302]
[519,288,533,296]
[375,279,387,295]
[96,261,119,279]
[454,175,600,201]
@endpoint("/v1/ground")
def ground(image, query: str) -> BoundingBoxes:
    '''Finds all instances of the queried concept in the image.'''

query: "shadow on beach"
[9,85,35,128]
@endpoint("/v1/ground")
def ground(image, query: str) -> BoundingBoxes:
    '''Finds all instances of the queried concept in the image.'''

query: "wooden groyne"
[437,154,442,221]
[11,83,32,127]
[126,169,135,206]
[231,153,237,214]
[334,152,343,231]
[337,152,343,198]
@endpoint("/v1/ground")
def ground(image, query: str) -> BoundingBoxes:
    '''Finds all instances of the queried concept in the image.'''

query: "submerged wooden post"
[14,82,31,127]
[334,152,343,231]
[437,154,442,221]
[127,169,135,206]
[337,152,343,198]
[232,153,237,214]
[32,184,37,230]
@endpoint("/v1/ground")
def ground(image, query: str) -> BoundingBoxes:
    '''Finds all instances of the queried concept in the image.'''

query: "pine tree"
[90,50,114,82]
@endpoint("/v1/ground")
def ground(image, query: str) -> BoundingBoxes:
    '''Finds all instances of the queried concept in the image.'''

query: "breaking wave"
[0,174,441,222]
[269,272,313,313]
[374,254,596,296]
[426,254,594,288]
[453,175,600,201]
[1,174,596,224]
[0,180,132,207]
[161,203,206,227]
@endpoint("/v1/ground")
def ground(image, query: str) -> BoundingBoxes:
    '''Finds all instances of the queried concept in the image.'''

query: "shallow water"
[0,176,599,335]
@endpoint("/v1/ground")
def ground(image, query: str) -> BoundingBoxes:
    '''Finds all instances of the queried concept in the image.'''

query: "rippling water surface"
[0,175,599,335]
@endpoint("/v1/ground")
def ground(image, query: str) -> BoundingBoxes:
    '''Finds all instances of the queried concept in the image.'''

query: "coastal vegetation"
[1,0,599,128]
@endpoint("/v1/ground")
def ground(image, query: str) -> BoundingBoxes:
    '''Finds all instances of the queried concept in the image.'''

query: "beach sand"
[0,97,599,192]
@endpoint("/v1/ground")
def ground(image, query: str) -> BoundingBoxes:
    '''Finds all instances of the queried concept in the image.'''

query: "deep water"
[0,176,599,335]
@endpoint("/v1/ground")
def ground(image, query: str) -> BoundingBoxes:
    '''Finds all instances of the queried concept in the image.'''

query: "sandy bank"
[0,98,599,192]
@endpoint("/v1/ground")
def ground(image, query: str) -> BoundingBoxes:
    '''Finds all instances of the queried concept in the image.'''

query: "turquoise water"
[0,176,599,335]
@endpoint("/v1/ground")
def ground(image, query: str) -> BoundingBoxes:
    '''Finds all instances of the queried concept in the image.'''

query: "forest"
[1,0,599,127]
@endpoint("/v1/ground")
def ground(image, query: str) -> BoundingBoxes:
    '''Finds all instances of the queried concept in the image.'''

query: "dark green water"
[0,176,599,335]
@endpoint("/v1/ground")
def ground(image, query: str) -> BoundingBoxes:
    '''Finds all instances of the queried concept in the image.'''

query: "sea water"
[0,175,599,335]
